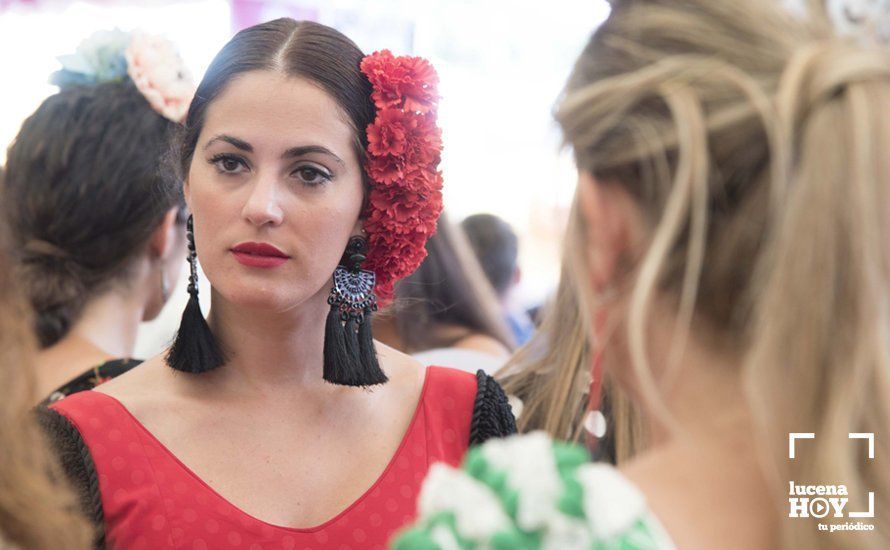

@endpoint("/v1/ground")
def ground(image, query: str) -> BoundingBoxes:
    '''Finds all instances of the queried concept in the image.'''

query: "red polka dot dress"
[49,366,477,549]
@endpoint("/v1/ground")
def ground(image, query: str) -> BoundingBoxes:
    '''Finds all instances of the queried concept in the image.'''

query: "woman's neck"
[611,300,749,445]
[202,287,333,393]
[74,288,145,357]
[616,316,776,547]
[35,287,145,398]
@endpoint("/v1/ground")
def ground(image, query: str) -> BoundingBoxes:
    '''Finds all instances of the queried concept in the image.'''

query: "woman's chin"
[215,283,321,314]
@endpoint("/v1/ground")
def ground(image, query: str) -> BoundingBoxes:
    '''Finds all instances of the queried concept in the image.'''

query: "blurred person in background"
[40,19,514,549]
[2,30,191,403]
[375,212,516,375]
[397,0,890,548]
[461,213,536,345]
[0,192,92,549]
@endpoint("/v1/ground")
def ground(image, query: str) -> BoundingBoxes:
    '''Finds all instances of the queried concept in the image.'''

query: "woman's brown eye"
[294,166,331,186]
[210,154,246,174]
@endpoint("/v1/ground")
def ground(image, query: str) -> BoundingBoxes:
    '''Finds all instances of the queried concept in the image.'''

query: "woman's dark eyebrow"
[202,137,342,167]
[283,145,344,166]
[204,134,252,152]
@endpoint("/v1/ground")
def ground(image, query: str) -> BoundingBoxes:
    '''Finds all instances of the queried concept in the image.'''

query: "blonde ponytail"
[497,204,592,443]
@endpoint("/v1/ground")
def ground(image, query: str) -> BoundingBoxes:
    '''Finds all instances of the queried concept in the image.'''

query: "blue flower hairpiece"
[50,29,132,89]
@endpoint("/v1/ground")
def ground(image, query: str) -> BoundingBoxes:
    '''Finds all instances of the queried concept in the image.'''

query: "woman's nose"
[241,173,285,227]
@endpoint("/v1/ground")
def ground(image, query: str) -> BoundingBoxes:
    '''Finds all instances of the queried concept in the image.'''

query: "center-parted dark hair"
[173,18,375,183]
[2,80,185,348]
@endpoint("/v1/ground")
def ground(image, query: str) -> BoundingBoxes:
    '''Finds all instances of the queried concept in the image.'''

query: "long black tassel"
[165,215,226,373]
[323,305,359,383]
[323,236,387,387]
[358,311,384,382]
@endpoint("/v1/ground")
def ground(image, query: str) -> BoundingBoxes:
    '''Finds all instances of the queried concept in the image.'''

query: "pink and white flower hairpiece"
[126,32,195,123]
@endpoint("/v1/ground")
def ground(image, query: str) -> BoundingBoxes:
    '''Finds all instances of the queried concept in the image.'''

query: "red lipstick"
[230,242,290,268]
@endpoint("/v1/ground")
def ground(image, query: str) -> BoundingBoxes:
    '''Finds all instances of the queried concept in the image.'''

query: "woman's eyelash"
[292,165,333,187]
[206,154,331,186]
[208,153,248,174]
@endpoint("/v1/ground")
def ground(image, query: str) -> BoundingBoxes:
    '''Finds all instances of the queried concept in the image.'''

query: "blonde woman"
[497,254,590,440]
[397,0,889,548]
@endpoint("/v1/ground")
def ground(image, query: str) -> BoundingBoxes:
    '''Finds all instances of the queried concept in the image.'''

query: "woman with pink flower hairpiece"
[3,29,194,404]
[40,19,516,549]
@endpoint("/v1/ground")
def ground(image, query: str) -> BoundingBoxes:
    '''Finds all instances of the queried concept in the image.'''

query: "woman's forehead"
[201,70,355,158]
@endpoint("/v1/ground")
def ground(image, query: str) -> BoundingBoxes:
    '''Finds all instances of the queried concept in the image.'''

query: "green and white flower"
[393,432,676,550]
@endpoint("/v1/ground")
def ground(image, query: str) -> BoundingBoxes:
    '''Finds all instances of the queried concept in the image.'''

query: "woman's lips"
[230,242,290,268]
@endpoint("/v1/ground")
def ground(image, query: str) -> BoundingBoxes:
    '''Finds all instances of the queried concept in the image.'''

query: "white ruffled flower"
[397,433,678,549]
[417,462,512,540]
[577,463,677,549]
[430,525,466,550]
[540,515,593,550]
[479,431,563,531]
[577,463,648,539]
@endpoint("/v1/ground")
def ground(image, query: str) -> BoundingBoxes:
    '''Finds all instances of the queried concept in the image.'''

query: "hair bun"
[17,250,88,348]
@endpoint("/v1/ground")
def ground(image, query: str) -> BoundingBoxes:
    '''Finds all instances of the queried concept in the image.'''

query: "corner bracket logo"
[787,432,876,533]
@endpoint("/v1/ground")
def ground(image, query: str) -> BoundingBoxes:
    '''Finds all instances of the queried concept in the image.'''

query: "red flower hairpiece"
[360,50,444,303]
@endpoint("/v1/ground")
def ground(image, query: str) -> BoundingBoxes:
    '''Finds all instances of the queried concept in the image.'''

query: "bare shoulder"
[620,443,776,549]
[91,353,179,413]
[375,339,426,393]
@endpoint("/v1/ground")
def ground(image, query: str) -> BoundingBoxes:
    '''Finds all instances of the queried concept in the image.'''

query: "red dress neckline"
[50,364,479,549]
[91,366,433,532]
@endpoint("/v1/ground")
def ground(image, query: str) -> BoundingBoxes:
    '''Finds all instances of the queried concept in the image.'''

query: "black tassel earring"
[323,236,387,387]
[165,215,226,373]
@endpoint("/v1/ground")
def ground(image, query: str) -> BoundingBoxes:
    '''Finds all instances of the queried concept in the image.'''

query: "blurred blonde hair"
[498,201,644,463]
[556,1,890,548]
[0,212,91,547]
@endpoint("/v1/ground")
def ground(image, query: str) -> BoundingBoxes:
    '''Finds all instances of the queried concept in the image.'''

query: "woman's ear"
[576,171,642,293]
[149,207,182,261]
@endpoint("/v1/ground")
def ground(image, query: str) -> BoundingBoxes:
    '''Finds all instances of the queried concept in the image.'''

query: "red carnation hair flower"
[360,50,444,303]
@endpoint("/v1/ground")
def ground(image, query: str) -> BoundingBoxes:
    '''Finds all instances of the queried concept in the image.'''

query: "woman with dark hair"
[41,19,515,548]
[375,212,516,374]
[2,30,192,402]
